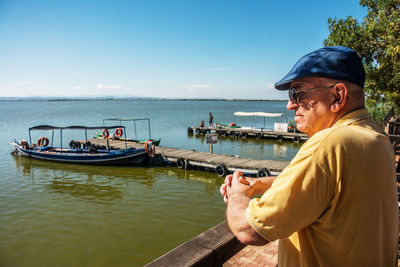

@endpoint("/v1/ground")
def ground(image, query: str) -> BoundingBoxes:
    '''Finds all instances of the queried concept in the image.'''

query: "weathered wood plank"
[168,150,196,158]
[144,221,245,267]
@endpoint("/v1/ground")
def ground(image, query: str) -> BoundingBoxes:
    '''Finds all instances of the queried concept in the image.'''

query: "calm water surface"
[0,100,300,266]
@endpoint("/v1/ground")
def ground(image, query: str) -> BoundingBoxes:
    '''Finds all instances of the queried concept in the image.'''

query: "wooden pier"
[187,126,308,143]
[86,138,290,177]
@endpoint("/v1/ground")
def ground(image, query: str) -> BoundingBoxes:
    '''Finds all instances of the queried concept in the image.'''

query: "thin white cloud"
[97,83,122,89]
[14,81,32,86]
[209,67,231,71]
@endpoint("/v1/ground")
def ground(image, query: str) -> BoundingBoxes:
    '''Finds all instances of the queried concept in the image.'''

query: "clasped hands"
[220,170,270,204]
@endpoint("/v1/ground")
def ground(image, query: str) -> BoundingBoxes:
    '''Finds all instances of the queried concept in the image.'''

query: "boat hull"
[13,145,147,166]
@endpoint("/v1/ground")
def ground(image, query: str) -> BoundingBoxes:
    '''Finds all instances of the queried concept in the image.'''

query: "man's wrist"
[227,190,251,206]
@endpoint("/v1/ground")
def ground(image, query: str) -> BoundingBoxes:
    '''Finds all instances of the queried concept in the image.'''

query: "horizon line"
[0,96,287,102]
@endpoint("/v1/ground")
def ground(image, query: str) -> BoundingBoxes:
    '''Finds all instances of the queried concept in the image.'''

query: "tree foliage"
[324,0,400,112]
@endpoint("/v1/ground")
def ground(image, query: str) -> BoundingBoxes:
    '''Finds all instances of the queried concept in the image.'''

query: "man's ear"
[331,83,347,112]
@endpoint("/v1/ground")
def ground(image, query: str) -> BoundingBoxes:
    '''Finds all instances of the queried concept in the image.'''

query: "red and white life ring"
[144,141,154,155]
[115,128,123,137]
[37,137,49,147]
[102,129,110,138]
[21,139,29,148]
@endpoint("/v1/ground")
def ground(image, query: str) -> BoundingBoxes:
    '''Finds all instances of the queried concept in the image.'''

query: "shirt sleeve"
[246,149,334,241]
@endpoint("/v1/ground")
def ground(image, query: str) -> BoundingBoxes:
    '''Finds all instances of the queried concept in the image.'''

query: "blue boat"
[11,125,147,166]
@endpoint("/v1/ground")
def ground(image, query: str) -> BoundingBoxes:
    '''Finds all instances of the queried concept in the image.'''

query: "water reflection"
[48,178,123,202]
[273,143,288,159]
[12,156,156,202]
[13,155,224,202]
[167,168,223,186]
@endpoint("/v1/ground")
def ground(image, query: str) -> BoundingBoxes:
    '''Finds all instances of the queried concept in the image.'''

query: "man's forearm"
[226,192,251,236]
[226,192,268,245]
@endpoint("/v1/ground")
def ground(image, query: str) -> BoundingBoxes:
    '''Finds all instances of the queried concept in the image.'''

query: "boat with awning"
[11,125,147,165]
[233,111,288,131]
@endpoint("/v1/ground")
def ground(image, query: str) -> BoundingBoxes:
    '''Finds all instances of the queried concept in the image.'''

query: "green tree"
[324,0,400,115]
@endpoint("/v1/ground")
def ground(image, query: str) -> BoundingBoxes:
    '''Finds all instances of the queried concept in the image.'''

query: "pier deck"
[188,126,308,143]
[86,138,290,176]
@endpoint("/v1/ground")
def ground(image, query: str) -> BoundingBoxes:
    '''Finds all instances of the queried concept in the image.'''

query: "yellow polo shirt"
[246,109,398,266]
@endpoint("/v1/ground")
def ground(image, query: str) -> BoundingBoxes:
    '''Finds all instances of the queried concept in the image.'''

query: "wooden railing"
[145,221,245,267]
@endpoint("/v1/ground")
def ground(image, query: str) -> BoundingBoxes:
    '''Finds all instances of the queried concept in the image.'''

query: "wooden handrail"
[389,134,400,143]
[145,221,245,267]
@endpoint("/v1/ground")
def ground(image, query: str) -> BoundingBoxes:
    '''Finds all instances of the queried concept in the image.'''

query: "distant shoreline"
[0,97,287,102]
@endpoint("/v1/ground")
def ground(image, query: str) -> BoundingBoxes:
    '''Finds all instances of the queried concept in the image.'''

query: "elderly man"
[220,46,398,266]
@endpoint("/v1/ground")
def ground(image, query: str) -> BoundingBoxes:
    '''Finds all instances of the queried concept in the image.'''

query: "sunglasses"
[288,85,335,103]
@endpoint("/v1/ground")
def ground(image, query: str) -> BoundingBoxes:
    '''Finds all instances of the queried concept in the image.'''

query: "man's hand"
[226,171,251,199]
[220,177,230,203]
[220,171,250,203]
[220,171,276,203]
[244,176,276,196]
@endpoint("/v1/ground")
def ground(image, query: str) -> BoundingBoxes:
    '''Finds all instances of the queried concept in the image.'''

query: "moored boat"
[101,118,161,146]
[11,125,147,166]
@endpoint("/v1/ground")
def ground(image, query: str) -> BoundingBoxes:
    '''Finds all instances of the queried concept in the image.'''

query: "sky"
[0,0,367,100]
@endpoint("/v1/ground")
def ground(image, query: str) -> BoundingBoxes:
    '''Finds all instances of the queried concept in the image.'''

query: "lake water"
[0,100,300,266]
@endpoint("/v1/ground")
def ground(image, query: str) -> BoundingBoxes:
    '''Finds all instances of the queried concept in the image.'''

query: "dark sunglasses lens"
[288,88,297,102]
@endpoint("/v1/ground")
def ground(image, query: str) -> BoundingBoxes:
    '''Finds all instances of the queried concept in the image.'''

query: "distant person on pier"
[220,46,398,266]
[200,120,205,127]
[209,112,213,127]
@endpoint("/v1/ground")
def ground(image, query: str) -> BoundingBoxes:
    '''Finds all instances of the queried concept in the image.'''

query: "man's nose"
[287,99,299,110]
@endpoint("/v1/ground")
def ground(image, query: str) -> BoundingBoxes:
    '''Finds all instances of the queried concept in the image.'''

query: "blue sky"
[0,0,367,99]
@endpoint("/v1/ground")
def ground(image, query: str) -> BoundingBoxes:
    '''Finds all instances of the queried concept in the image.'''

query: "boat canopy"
[232,111,288,129]
[29,125,124,131]
[233,112,285,117]
[27,124,128,150]
[103,118,150,122]
[103,118,152,140]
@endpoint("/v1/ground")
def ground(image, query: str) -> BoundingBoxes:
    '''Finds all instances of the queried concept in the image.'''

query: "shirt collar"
[332,108,370,127]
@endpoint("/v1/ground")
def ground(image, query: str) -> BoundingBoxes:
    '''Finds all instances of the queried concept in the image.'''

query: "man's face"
[286,78,336,137]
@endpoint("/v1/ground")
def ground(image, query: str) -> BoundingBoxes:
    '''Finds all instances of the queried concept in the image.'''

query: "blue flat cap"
[275,46,365,90]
